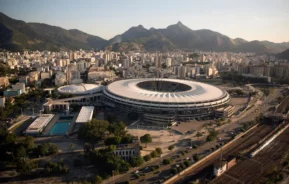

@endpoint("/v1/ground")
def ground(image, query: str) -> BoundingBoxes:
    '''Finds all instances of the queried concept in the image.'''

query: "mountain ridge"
[0,12,288,53]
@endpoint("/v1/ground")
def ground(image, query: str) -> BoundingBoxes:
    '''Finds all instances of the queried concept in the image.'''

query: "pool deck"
[42,113,78,136]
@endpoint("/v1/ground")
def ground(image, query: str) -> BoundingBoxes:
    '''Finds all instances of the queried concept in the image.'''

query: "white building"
[75,106,94,123]
[166,58,172,67]
[25,114,55,135]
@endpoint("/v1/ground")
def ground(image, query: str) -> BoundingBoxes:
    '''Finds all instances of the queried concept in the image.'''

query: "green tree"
[143,154,151,162]
[155,147,162,155]
[108,121,127,137]
[95,175,102,184]
[184,160,190,167]
[150,150,159,158]
[121,134,133,144]
[129,156,144,167]
[35,143,58,156]
[47,143,59,154]
[168,145,175,151]
[162,158,172,165]
[16,159,36,175]
[105,136,121,145]
[140,134,152,147]
[193,154,200,161]
[15,145,26,159]
[170,168,177,175]
[78,119,109,143]
[23,136,35,150]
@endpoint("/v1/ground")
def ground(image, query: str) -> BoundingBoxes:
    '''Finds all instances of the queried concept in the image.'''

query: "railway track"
[173,123,274,184]
[213,123,289,184]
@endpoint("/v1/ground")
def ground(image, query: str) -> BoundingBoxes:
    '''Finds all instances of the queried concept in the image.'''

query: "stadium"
[103,78,231,125]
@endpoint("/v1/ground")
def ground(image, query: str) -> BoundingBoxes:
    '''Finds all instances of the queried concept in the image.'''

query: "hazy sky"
[0,0,288,42]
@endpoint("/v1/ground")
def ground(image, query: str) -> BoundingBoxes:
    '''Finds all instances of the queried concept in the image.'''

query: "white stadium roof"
[75,106,94,123]
[106,78,227,103]
[58,83,103,95]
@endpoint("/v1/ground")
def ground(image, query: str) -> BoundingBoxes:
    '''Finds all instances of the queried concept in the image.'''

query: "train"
[249,123,289,158]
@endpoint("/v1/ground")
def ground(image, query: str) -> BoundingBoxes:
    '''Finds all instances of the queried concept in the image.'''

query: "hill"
[276,49,289,60]
[0,12,107,51]
[0,12,288,53]
[106,21,289,53]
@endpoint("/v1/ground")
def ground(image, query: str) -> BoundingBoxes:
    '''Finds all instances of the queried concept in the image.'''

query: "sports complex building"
[44,78,231,125]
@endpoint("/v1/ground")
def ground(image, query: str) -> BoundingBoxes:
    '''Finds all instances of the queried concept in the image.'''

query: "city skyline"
[0,0,288,43]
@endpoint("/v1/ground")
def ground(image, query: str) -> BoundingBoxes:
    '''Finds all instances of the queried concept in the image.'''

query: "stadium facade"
[45,79,230,125]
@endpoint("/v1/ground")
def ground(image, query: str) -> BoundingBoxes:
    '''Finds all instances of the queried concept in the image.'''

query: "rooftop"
[25,114,54,134]
[106,78,227,103]
[75,106,94,123]
[58,83,103,95]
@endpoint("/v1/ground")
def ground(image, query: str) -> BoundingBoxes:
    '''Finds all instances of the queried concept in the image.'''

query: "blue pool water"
[49,121,71,135]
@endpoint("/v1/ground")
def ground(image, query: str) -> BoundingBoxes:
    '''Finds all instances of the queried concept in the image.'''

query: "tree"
[15,146,26,159]
[88,147,130,175]
[170,168,177,175]
[129,156,144,167]
[162,158,172,165]
[78,119,109,143]
[121,134,133,144]
[206,129,219,142]
[16,159,36,175]
[150,150,159,158]
[140,134,152,147]
[105,136,121,145]
[95,175,102,184]
[35,143,58,156]
[69,143,74,152]
[193,154,200,161]
[23,136,35,150]
[155,147,162,155]
[47,143,59,154]
[168,145,175,151]
[184,160,190,167]
[143,154,151,162]
[108,121,127,137]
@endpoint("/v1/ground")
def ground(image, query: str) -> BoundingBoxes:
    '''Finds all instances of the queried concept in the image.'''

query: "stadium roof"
[58,83,103,95]
[75,106,94,123]
[106,78,227,103]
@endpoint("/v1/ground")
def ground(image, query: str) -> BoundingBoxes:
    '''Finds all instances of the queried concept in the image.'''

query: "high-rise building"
[166,58,172,67]
[154,55,161,68]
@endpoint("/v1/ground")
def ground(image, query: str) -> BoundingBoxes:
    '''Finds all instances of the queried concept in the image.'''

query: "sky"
[0,0,288,42]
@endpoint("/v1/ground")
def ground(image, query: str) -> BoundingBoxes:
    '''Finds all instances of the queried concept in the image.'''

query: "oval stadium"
[103,78,230,125]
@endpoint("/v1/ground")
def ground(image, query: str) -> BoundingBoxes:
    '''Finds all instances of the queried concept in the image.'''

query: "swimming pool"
[59,116,74,120]
[49,121,71,135]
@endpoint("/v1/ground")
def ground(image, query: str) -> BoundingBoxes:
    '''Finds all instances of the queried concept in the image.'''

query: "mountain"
[0,12,107,51]
[107,25,175,51]
[0,12,288,53]
[276,49,289,60]
[106,21,289,53]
